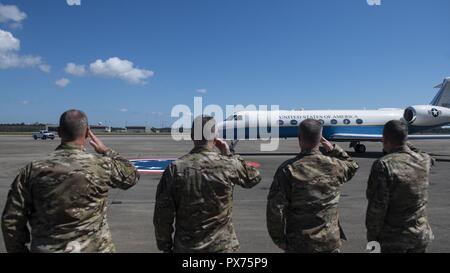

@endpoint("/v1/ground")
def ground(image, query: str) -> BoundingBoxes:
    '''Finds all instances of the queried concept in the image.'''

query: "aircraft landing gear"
[350,141,367,153]
[230,140,239,154]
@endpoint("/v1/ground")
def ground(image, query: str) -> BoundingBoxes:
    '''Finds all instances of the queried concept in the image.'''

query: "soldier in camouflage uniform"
[267,119,359,253]
[1,110,140,253]
[153,115,262,253]
[366,120,434,253]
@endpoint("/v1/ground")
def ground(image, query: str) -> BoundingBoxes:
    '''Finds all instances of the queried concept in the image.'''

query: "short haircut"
[59,109,89,141]
[383,120,408,146]
[299,119,322,145]
[191,115,216,144]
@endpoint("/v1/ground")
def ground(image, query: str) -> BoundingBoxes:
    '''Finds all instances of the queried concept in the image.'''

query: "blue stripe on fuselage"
[221,124,442,140]
[322,125,384,139]
[221,125,385,140]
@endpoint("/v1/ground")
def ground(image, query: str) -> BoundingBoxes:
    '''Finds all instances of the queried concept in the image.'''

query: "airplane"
[217,77,450,153]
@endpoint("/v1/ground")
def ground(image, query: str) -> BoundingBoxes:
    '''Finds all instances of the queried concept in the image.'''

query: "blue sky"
[0,0,449,127]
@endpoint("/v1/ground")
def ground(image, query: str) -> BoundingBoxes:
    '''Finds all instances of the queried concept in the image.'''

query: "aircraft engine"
[403,105,450,126]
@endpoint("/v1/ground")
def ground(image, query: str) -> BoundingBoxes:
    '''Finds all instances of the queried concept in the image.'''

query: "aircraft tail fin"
[431,77,450,108]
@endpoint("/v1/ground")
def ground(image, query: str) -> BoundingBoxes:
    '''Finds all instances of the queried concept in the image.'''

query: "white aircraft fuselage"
[217,78,450,153]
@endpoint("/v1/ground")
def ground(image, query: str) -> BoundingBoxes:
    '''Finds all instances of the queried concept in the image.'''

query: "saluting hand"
[89,130,110,154]
[214,138,232,156]
[320,137,334,153]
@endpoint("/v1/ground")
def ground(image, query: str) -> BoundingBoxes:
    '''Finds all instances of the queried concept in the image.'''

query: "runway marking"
[130,158,261,174]
[246,161,261,169]
[130,159,175,174]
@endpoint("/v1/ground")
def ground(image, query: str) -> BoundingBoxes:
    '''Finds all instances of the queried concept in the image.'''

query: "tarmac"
[1,135,450,253]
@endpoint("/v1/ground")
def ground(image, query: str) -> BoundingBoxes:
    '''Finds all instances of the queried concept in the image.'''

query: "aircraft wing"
[330,133,450,141]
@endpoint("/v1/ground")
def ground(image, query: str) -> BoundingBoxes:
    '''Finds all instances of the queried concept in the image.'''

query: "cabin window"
[278,120,284,126]
[343,119,351,125]
[331,119,338,125]
[318,119,325,125]
[290,120,298,126]
[356,119,364,125]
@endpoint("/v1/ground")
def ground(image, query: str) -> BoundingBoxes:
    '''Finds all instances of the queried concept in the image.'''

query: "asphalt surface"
[0,135,449,253]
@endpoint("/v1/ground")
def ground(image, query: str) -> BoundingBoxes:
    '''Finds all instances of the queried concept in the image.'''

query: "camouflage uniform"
[366,143,434,253]
[153,145,261,253]
[1,143,140,253]
[267,145,359,253]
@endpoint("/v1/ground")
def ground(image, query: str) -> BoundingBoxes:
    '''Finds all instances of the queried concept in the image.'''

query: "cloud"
[89,57,154,85]
[20,100,29,105]
[0,4,27,27]
[196,89,207,94]
[0,29,49,71]
[119,108,129,113]
[66,0,82,6]
[63,57,154,85]
[55,78,70,88]
[7,22,23,30]
[39,64,51,73]
[65,62,86,76]
[152,112,164,116]
[0,29,19,51]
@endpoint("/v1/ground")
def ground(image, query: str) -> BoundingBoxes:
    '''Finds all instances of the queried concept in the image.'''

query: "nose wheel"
[350,141,367,153]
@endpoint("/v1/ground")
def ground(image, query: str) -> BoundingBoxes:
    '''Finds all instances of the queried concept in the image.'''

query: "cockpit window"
[226,115,243,121]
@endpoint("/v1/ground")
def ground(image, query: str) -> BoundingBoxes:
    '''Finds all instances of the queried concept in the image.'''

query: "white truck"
[32,130,56,140]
